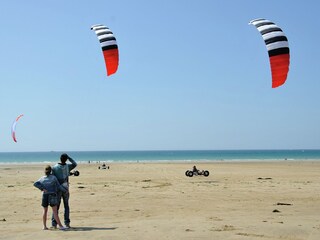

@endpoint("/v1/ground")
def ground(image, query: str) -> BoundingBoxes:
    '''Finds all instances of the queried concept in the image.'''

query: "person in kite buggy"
[34,165,67,230]
[51,153,77,229]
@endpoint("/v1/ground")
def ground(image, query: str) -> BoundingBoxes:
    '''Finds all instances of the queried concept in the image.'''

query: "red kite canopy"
[11,114,24,142]
[249,18,290,88]
[91,24,119,77]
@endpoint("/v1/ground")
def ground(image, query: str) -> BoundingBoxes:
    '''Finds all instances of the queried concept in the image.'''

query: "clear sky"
[1,0,320,152]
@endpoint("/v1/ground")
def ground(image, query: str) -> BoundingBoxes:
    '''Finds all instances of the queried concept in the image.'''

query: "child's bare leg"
[51,205,64,228]
[42,207,48,230]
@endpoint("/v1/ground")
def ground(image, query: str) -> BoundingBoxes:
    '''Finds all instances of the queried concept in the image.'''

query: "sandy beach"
[0,161,320,240]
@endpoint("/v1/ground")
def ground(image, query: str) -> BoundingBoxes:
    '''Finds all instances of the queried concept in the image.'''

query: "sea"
[0,150,320,164]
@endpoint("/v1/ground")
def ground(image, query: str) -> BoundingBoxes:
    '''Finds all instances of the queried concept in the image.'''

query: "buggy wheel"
[187,171,194,177]
[204,170,209,177]
[185,170,190,176]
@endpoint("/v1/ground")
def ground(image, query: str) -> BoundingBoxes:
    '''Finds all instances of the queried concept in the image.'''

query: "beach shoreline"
[1,158,319,166]
[1,161,320,239]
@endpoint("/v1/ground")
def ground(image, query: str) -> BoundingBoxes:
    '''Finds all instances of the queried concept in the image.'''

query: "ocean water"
[0,150,320,164]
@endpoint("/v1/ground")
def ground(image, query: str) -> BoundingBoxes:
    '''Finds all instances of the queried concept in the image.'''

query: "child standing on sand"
[34,165,67,230]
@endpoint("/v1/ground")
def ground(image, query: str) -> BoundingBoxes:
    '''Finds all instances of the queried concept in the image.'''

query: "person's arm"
[54,176,68,193]
[33,178,44,191]
[67,155,77,171]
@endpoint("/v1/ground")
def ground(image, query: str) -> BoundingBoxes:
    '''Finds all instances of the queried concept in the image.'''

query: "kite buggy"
[98,163,110,170]
[185,166,209,177]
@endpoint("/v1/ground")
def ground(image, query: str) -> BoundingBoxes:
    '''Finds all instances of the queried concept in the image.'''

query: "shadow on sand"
[67,227,118,231]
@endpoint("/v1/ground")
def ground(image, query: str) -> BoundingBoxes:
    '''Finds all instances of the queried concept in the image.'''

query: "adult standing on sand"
[51,153,77,229]
[33,165,67,230]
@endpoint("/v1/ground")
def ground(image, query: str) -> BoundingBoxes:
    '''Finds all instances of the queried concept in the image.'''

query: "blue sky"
[1,0,320,152]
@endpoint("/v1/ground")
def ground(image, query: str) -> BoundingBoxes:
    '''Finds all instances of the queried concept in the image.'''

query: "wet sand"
[0,161,320,240]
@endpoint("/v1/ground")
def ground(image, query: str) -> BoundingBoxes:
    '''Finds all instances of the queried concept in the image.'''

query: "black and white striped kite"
[91,24,119,77]
[249,18,290,88]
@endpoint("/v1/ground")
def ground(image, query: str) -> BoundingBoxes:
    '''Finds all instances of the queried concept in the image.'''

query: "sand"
[0,161,320,240]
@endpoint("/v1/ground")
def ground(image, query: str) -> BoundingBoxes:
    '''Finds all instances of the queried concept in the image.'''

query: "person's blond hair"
[45,165,52,176]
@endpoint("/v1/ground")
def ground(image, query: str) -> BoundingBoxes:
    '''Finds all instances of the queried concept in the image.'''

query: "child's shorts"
[42,193,59,207]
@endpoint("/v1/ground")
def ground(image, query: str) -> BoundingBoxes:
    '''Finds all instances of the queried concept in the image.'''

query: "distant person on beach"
[33,165,67,230]
[193,165,199,174]
[51,153,77,229]
[98,163,110,169]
